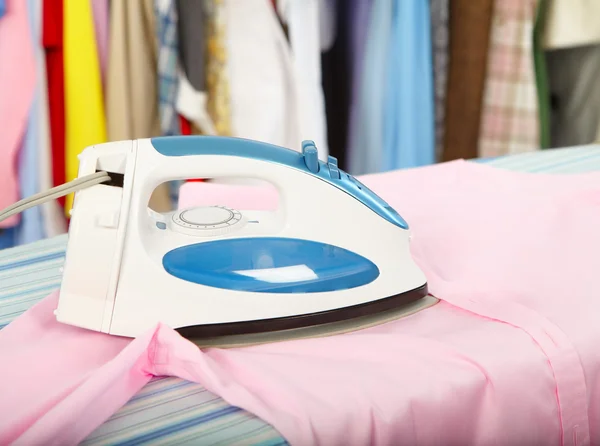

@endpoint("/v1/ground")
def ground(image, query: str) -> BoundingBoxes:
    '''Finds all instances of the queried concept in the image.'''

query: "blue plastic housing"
[162,237,380,293]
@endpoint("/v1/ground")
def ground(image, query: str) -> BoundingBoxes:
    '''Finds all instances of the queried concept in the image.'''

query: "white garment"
[225,0,300,152]
[319,0,337,52]
[33,0,67,237]
[176,68,217,135]
[225,0,328,161]
[543,0,600,50]
[278,0,329,160]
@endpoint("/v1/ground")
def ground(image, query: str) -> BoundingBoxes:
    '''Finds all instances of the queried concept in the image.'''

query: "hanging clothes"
[17,94,45,245]
[176,73,217,135]
[106,0,160,142]
[533,0,550,149]
[430,0,449,162]
[443,0,494,161]
[43,0,66,208]
[175,0,216,135]
[382,0,435,171]
[224,0,299,150]
[176,0,206,92]
[154,0,182,208]
[14,0,54,246]
[155,0,181,137]
[545,45,600,148]
[91,0,109,89]
[180,115,192,135]
[543,0,600,50]
[0,0,36,229]
[205,0,232,137]
[64,0,107,215]
[105,0,169,213]
[320,0,352,169]
[477,0,541,158]
[542,0,600,148]
[25,0,65,242]
[345,0,373,174]
[277,0,329,159]
[106,0,169,213]
[319,0,336,52]
[346,0,392,175]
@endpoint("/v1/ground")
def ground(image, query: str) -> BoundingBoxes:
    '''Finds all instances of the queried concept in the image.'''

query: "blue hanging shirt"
[382,0,435,171]
[347,0,393,176]
[16,0,46,245]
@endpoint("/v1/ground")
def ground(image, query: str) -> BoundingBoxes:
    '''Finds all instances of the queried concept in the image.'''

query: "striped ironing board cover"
[1,145,600,445]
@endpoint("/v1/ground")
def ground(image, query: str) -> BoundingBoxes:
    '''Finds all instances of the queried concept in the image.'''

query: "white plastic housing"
[55,138,427,337]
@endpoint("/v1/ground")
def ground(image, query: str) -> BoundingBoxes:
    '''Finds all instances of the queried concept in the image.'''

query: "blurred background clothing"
[1,0,599,248]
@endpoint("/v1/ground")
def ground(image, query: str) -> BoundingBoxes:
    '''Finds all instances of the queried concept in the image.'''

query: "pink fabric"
[2,160,600,445]
[178,180,279,210]
[0,0,36,227]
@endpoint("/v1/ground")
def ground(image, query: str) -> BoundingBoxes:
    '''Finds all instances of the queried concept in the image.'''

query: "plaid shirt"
[155,0,181,137]
[478,0,540,157]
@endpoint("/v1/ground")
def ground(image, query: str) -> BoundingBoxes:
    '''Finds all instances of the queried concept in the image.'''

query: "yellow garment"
[205,0,232,136]
[64,0,107,215]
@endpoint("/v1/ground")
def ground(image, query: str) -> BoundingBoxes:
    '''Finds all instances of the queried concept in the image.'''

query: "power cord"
[0,171,112,224]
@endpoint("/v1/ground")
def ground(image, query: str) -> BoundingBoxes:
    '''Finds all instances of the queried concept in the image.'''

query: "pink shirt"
[0,0,36,227]
[1,160,600,445]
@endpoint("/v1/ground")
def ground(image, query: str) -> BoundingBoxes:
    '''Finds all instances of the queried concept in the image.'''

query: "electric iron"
[0,136,435,346]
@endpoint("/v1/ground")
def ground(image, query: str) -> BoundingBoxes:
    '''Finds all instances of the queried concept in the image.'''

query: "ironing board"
[1,145,600,445]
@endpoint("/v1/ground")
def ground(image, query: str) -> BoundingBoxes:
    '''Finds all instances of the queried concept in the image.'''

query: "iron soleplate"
[176,284,437,348]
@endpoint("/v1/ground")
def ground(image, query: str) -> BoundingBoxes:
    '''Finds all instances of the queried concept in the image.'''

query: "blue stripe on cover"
[1,145,599,445]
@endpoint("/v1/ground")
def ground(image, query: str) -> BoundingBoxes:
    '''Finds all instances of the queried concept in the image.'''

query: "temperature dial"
[169,206,246,237]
